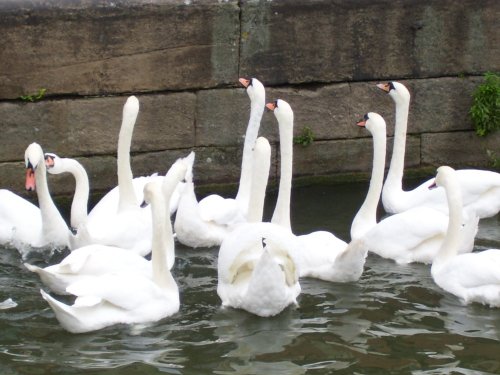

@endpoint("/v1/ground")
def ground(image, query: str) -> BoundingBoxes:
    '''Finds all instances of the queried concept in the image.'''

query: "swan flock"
[1,78,499,333]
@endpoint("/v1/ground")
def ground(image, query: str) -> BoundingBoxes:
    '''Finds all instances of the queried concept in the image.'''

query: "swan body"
[68,96,162,255]
[27,157,188,295]
[430,166,500,307]
[352,113,478,264]
[267,99,367,282]
[40,168,184,333]
[217,222,301,317]
[190,78,266,228]
[378,81,500,218]
[0,143,69,253]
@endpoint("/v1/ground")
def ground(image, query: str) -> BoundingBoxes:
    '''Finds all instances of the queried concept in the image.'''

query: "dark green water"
[0,182,499,374]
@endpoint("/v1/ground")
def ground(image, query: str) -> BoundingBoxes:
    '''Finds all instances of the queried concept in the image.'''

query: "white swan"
[68,96,167,255]
[174,78,266,247]
[44,152,179,233]
[378,81,500,218]
[266,99,367,282]
[354,114,478,264]
[40,174,182,333]
[430,166,500,307]
[194,77,266,226]
[0,143,69,253]
[217,137,301,317]
[25,157,188,295]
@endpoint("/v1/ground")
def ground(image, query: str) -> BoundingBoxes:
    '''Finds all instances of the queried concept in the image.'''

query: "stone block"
[421,131,500,168]
[0,0,240,99]
[240,0,500,84]
[0,92,195,161]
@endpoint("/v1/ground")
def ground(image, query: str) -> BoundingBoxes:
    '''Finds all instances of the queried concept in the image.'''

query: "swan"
[217,137,301,317]
[68,96,168,255]
[194,77,266,226]
[377,81,500,218]
[44,152,179,233]
[354,114,479,264]
[430,166,500,307]
[266,99,367,282]
[0,143,69,253]
[39,174,183,333]
[174,78,266,247]
[24,157,188,295]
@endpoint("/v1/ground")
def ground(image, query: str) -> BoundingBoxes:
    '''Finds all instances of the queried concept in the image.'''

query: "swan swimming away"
[217,137,301,317]
[0,143,69,254]
[174,78,266,248]
[25,156,189,295]
[378,81,500,219]
[429,166,500,307]
[39,167,184,333]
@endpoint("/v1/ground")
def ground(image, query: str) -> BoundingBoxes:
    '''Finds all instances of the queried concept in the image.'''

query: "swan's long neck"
[64,159,89,229]
[35,156,68,239]
[247,140,271,223]
[271,118,293,231]
[350,126,386,240]
[435,177,463,264]
[235,99,265,211]
[117,103,139,212]
[382,97,409,203]
[150,188,176,290]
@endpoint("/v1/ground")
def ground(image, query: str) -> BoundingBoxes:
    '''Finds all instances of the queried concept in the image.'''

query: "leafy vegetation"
[20,88,47,102]
[293,126,315,147]
[486,149,500,169]
[469,72,499,136]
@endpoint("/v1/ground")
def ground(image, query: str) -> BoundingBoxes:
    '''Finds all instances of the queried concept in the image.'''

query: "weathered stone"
[240,0,499,85]
[422,131,500,168]
[0,0,240,99]
[0,93,195,161]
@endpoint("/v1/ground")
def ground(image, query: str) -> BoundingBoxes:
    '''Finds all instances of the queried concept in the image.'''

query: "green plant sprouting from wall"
[293,126,315,147]
[486,149,500,169]
[469,72,499,136]
[19,88,47,102]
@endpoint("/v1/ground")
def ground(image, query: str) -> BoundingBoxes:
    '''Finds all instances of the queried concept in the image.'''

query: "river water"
[0,181,499,374]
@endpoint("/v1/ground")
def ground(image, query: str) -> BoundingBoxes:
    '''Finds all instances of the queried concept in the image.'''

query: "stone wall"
[0,0,498,198]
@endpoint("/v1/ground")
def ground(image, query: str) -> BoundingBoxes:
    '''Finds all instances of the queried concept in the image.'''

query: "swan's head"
[376,81,410,104]
[253,136,271,158]
[142,181,163,207]
[25,143,44,191]
[356,112,386,136]
[44,152,63,175]
[266,99,294,126]
[166,157,189,184]
[240,77,266,105]
[429,165,456,190]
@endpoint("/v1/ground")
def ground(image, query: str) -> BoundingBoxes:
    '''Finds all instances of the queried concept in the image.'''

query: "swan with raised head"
[174,78,266,247]
[40,174,183,333]
[429,166,500,307]
[266,99,367,282]
[68,96,167,255]
[25,157,188,295]
[217,137,301,317]
[353,114,478,264]
[377,81,500,218]
[0,143,69,253]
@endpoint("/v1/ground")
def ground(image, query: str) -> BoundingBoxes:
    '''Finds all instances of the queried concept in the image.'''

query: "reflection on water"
[0,181,499,374]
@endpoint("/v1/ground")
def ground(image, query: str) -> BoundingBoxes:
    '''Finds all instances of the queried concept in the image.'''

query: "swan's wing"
[67,274,163,311]
[446,250,500,288]
[198,195,244,225]
[0,190,42,243]
[363,207,447,261]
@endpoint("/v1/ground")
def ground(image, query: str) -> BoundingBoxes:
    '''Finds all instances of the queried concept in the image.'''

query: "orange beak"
[266,102,276,111]
[376,83,391,93]
[356,119,366,127]
[239,78,250,88]
[25,168,36,191]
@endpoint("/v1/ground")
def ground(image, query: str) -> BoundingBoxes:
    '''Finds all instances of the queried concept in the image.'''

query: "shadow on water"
[0,180,499,374]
